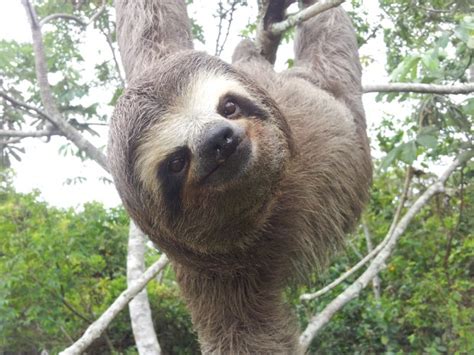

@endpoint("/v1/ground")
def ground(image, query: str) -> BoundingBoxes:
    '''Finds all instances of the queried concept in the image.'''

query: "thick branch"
[363,83,474,95]
[60,254,169,355]
[21,0,108,172]
[127,222,161,355]
[299,150,473,351]
[270,0,344,35]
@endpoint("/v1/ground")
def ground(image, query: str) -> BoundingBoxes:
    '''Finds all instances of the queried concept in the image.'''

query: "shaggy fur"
[110,1,372,353]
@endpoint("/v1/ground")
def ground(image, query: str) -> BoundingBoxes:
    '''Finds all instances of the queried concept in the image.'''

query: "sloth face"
[109,52,293,252]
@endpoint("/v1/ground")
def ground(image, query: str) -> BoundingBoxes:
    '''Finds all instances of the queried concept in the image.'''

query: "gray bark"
[127,222,161,355]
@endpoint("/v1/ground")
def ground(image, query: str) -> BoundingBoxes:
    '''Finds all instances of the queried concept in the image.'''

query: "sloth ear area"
[217,93,268,120]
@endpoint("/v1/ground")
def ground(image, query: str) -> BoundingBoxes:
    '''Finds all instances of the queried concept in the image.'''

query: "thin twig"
[215,0,240,57]
[39,0,106,27]
[0,91,53,122]
[301,168,414,302]
[99,26,126,87]
[40,14,86,27]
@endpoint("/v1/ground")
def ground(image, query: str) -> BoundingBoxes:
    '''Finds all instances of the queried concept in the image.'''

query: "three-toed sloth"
[109,0,372,353]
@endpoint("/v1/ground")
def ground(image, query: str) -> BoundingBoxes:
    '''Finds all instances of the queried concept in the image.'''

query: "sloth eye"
[168,157,186,174]
[222,101,239,118]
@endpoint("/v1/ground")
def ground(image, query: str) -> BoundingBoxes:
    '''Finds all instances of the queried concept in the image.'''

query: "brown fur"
[110,1,372,353]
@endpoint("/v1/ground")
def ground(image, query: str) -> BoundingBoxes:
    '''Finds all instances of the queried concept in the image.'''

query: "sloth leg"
[115,0,194,80]
[290,5,366,130]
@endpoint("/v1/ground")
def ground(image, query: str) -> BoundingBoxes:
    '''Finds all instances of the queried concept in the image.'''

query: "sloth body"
[110,1,371,353]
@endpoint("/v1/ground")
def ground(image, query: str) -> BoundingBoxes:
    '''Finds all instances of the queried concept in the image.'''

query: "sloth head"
[109,51,293,255]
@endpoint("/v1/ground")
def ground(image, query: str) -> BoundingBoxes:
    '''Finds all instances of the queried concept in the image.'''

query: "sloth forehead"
[135,71,253,193]
[175,70,250,116]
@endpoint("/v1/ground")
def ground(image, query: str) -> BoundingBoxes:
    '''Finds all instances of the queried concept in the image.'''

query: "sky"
[0,0,396,209]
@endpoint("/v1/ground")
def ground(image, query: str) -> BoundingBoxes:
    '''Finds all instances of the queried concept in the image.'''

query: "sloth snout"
[195,122,250,186]
[200,123,242,163]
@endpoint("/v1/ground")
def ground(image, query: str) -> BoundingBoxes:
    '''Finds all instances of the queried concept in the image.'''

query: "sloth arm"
[275,7,372,267]
[115,0,193,81]
[233,6,372,268]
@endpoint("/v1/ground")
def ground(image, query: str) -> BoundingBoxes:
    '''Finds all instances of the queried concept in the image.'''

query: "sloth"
[109,0,372,353]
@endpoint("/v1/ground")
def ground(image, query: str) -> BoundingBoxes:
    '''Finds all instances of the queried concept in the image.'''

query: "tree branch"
[254,0,285,64]
[40,14,86,27]
[98,27,126,87]
[270,0,344,35]
[363,83,474,95]
[299,150,473,352]
[300,166,413,302]
[0,129,60,138]
[59,254,169,355]
[21,0,108,172]
[39,0,107,27]
[0,90,53,122]
[215,0,239,57]
[127,222,161,355]
[300,237,388,301]
[362,222,381,302]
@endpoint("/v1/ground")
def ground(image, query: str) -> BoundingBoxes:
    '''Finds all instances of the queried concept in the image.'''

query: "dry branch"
[300,237,388,301]
[299,150,473,352]
[39,0,106,27]
[0,91,52,121]
[362,222,381,301]
[299,167,414,303]
[270,0,344,34]
[363,83,474,95]
[127,222,162,355]
[60,254,169,355]
[21,0,108,172]
[0,129,60,140]
[40,14,86,27]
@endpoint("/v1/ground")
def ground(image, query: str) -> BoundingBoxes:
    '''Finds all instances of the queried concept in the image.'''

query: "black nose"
[200,123,241,163]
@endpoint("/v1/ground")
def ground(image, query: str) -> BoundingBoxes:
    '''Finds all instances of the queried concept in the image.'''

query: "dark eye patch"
[157,147,190,217]
[217,93,268,120]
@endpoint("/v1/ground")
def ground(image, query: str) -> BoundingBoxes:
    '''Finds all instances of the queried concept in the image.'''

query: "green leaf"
[421,52,440,76]
[380,145,401,170]
[399,141,417,165]
[390,55,420,82]
[416,127,438,150]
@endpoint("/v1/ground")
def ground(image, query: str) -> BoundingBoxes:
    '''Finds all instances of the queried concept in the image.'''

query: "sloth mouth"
[198,137,252,186]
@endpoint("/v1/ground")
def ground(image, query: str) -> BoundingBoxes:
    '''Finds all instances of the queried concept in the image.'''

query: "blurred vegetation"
[0,0,473,354]
[0,172,199,354]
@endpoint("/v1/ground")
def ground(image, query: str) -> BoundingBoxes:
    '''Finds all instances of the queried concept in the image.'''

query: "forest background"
[0,0,473,354]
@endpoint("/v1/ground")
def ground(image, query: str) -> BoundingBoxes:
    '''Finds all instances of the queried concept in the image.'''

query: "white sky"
[0,0,398,209]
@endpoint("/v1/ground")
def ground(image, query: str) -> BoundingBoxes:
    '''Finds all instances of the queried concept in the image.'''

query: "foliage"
[298,163,474,354]
[0,175,198,354]
[377,0,473,169]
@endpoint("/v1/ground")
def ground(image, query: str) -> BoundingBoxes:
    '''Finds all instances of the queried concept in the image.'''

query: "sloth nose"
[200,123,241,164]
